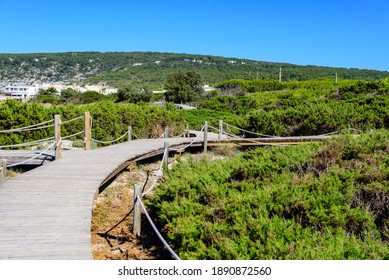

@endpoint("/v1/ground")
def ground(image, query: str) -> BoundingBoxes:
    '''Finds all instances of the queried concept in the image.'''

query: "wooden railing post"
[204,121,208,154]
[164,142,169,165]
[133,184,142,237]
[0,159,6,184]
[128,125,132,141]
[54,114,62,160]
[164,126,169,138]
[218,120,223,141]
[84,112,91,150]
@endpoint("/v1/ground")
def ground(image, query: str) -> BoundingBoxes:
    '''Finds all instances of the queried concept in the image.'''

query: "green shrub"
[148,130,389,259]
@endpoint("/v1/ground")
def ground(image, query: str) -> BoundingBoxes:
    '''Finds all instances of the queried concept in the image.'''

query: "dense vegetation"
[183,78,389,136]
[1,52,388,89]
[1,73,388,260]
[0,99,185,147]
[148,130,389,259]
[1,78,388,148]
[34,87,116,104]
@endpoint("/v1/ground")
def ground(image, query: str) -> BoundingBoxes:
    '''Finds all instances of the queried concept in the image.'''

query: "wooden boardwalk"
[0,129,332,260]
[0,136,207,260]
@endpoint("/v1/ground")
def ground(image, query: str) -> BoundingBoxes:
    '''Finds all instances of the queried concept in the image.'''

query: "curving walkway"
[0,136,207,259]
[0,127,335,259]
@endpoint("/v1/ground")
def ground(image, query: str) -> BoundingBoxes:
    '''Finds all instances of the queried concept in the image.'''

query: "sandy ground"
[91,160,171,260]
[91,146,236,260]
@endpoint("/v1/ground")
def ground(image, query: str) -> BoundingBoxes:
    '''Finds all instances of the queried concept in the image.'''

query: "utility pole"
[279,67,282,82]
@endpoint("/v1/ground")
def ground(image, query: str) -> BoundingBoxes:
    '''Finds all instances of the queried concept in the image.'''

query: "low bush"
[148,130,389,259]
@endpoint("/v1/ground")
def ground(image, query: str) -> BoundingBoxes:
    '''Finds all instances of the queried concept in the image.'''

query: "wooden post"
[84,111,91,150]
[164,126,169,138]
[164,142,169,165]
[133,184,142,237]
[54,114,62,160]
[186,123,189,137]
[128,125,132,141]
[204,121,208,154]
[218,120,223,141]
[0,159,6,184]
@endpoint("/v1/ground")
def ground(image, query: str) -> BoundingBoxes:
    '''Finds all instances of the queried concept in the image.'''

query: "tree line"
[1,52,388,89]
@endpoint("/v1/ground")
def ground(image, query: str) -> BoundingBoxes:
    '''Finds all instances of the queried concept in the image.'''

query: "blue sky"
[1,0,388,71]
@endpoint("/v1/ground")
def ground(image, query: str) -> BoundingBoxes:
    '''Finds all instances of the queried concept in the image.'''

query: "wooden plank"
[0,132,331,260]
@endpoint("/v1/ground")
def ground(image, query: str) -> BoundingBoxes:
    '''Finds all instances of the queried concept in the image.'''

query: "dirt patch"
[91,161,169,260]
[91,148,239,260]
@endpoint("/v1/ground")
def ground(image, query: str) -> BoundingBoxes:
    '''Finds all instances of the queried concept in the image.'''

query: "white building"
[0,85,38,100]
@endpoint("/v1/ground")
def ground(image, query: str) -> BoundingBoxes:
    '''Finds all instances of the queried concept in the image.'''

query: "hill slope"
[1,52,388,88]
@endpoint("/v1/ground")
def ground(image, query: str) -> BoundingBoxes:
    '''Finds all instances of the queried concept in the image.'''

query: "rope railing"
[91,131,129,145]
[229,135,287,147]
[169,126,206,152]
[0,136,55,149]
[131,131,140,140]
[208,125,287,146]
[142,146,167,197]
[317,127,364,136]
[0,115,85,150]
[223,122,278,138]
[176,130,187,138]
[221,121,364,140]
[136,195,181,260]
[61,115,84,125]
[61,131,84,140]
[224,124,241,139]
[6,141,57,168]
[0,119,54,133]
[89,115,133,144]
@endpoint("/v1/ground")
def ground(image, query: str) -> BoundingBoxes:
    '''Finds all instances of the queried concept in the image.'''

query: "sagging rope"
[99,143,167,236]
[62,131,84,140]
[318,127,363,136]
[142,127,210,195]
[61,115,84,125]
[223,122,278,138]
[136,195,181,260]
[91,131,129,145]
[0,136,55,149]
[169,126,205,152]
[0,119,54,133]
[90,115,134,144]
[0,115,83,148]
[131,132,140,139]
[142,146,167,197]
[6,141,57,168]
[221,129,288,146]
[223,121,363,139]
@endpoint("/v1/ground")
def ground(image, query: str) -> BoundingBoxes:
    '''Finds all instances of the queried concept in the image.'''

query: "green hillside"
[0,52,388,89]
[1,76,388,259]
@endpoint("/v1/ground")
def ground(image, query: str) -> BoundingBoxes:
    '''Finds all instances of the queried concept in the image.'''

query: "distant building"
[0,85,38,100]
